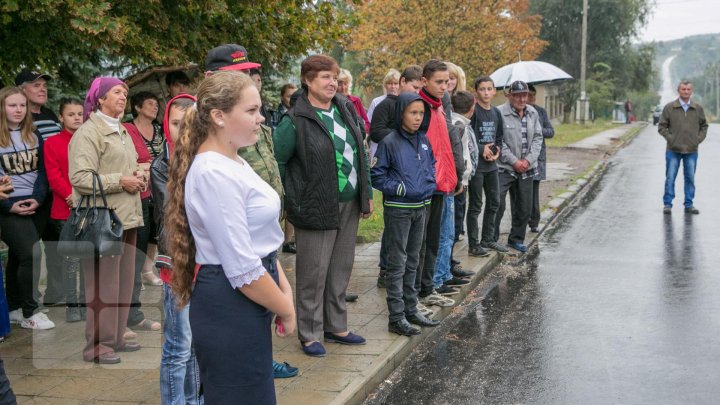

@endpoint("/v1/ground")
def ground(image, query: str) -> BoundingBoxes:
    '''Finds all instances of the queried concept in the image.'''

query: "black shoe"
[388,319,421,336]
[407,313,439,327]
[377,268,386,288]
[468,245,490,257]
[451,263,475,278]
[345,293,358,302]
[481,241,510,253]
[530,226,539,233]
[685,206,700,214]
[444,277,469,286]
[282,242,297,254]
[436,285,459,296]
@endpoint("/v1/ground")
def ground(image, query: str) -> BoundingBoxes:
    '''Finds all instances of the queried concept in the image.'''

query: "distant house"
[491,82,565,124]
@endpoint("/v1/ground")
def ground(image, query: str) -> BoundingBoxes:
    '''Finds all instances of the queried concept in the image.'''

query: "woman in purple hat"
[68,77,146,364]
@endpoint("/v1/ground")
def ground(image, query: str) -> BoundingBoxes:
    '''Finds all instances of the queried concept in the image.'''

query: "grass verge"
[546,119,617,147]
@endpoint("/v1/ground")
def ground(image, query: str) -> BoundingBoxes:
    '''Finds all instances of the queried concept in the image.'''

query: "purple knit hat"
[83,76,127,121]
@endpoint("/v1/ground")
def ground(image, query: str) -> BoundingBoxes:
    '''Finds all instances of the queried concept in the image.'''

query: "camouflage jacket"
[237,124,284,198]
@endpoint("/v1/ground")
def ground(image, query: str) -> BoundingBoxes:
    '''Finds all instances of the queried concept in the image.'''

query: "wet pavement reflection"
[368,125,720,404]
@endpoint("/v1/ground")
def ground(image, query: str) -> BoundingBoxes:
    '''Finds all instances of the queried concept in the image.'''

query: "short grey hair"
[677,80,693,90]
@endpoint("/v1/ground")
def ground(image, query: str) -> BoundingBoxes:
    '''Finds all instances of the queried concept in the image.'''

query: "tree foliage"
[531,0,656,118]
[348,0,546,93]
[0,0,353,90]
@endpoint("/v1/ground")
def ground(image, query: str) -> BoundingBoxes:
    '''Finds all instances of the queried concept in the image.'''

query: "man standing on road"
[658,80,708,215]
[494,81,543,253]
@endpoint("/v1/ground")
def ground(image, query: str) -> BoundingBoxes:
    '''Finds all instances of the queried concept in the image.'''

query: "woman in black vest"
[274,55,373,357]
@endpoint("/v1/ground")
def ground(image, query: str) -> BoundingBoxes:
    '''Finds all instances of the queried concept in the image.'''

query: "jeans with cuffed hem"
[663,151,698,208]
[160,283,201,405]
[383,206,425,323]
[433,194,455,289]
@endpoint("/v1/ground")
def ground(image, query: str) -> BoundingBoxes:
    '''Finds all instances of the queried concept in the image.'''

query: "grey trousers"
[495,171,533,245]
[295,200,360,342]
[383,206,425,323]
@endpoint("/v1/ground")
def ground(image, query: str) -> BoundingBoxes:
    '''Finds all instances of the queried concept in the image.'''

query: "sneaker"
[272,360,299,378]
[8,309,23,324]
[416,303,436,318]
[507,241,528,253]
[20,313,55,330]
[420,292,455,307]
[451,263,475,278]
[663,205,672,214]
[435,285,459,296]
[684,206,699,214]
[468,245,490,257]
[481,241,510,253]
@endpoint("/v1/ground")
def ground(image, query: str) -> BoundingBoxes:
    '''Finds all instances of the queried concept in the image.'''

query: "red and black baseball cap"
[14,69,52,86]
[204,44,262,72]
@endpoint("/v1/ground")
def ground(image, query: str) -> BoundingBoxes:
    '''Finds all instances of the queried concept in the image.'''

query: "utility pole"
[578,0,589,124]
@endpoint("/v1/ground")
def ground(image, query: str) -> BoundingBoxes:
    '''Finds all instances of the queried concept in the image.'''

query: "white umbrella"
[490,61,573,88]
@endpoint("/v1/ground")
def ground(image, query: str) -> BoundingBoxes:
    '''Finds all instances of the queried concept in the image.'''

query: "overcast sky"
[640,0,720,43]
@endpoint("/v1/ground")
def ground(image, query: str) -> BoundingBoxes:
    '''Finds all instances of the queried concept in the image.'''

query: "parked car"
[653,105,662,125]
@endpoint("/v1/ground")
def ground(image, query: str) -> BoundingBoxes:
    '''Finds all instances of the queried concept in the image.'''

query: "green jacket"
[658,99,708,153]
[237,124,284,198]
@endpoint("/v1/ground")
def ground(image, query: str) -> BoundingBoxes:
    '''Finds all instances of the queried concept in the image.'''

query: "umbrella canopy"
[490,61,572,89]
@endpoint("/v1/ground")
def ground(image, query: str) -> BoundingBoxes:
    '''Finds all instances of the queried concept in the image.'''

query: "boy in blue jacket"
[372,93,441,336]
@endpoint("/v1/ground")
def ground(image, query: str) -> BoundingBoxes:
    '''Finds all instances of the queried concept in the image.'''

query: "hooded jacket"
[150,94,196,281]
[371,93,436,208]
[419,89,457,193]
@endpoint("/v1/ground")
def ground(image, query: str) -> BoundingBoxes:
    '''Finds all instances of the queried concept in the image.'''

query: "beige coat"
[69,112,143,230]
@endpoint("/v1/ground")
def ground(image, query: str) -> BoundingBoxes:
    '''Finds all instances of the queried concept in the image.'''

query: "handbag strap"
[91,172,112,208]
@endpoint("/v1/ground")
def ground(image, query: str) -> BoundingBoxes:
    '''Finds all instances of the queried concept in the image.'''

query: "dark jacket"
[444,92,464,193]
[369,94,398,144]
[150,144,169,254]
[274,91,371,230]
[658,99,708,153]
[371,93,436,208]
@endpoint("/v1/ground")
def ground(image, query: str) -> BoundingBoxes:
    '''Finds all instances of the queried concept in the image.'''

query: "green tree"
[0,0,353,92]
[531,0,655,119]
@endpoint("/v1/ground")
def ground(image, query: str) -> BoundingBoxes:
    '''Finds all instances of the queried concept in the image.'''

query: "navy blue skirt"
[190,252,278,404]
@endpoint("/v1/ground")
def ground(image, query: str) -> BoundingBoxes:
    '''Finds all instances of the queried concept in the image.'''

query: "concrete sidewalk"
[0,123,644,404]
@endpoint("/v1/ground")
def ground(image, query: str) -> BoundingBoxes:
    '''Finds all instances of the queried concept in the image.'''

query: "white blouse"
[185,151,284,289]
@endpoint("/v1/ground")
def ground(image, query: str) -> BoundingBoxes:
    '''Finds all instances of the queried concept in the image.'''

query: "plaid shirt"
[509,105,536,180]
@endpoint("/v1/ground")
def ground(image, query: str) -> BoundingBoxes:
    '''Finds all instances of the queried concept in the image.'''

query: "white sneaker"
[20,312,55,330]
[421,292,455,307]
[8,309,24,324]
[416,303,436,318]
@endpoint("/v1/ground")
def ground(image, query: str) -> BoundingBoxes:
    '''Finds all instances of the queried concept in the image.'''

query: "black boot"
[388,319,421,336]
[407,313,440,327]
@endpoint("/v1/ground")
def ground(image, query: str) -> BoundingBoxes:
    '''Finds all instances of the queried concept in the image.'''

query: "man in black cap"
[15,70,65,307]
[15,70,62,140]
[494,80,543,253]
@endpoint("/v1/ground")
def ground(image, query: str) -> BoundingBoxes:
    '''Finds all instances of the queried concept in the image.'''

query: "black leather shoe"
[407,313,439,327]
[94,352,121,364]
[282,242,297,254]
[345,293,358,302]
[116,343,142,352]
[444,277,469,286]
[388,319,421,336]
[451,264,475,278]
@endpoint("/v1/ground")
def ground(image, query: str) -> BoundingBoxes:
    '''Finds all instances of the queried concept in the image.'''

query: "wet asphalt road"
[368,124,720,404]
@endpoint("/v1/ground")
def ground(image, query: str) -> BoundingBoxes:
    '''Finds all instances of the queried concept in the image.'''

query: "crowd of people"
[0,42,556,404]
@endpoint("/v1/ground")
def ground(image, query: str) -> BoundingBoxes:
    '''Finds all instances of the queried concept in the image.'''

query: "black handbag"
[58,172,124,258]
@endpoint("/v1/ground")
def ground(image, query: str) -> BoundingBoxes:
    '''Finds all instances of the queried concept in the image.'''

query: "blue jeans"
[433,194,455,288]
[663,151,698,208]
[160,283,202,405]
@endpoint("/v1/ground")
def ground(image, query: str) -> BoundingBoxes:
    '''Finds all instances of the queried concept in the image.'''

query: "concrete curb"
[335,123,647,405]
